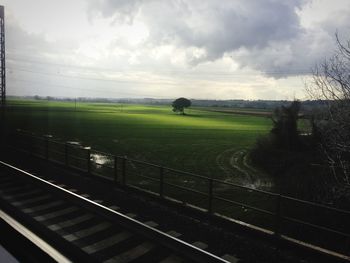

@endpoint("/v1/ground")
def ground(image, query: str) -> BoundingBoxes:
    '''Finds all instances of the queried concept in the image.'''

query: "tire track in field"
[216,148,247,178]
[216,148,274,190]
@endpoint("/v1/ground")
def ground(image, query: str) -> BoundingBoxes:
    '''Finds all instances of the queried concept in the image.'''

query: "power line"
[6,56,313,77]
[7,66,179,86]
[7,77,171,99]
[7,56,125,74]
[7,65,312,90]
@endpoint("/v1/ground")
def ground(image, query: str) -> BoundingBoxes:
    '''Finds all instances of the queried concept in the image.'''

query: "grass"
[5,99,273,185]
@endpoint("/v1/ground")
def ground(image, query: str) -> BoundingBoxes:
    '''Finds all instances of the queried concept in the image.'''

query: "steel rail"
[0,160,229,263]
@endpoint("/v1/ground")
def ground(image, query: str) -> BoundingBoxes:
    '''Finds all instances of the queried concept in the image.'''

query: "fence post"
[159,166,164,198]
[87,148,91,174]
[65,143,69,166]
[122,157,126,185]
[45,138,49,160]
[275,194,282,237]
[29,136,34,156]
[114,156,118,183]
[208,178,213,214]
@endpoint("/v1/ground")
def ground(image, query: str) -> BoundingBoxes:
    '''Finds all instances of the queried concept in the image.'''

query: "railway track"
[0,161,230,263]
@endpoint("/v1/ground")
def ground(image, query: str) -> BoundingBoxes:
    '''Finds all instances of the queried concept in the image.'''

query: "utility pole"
[0,6,5,154]
[0,6,5,112]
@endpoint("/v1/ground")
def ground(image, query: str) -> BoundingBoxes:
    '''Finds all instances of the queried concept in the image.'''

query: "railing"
[6,130,350,258]
[0,161,228,263]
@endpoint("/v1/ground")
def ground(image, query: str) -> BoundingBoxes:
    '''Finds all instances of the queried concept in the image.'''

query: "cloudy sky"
[1,0,349,100]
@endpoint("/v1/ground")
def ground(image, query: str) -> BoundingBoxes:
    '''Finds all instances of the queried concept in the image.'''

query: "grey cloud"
[87,0,307,73]
[6,13,78,61]
[87,0,350,78]
[319,10,350,37]
[87,0,145,24]
[7,19,52,55]
[5,16,95,96]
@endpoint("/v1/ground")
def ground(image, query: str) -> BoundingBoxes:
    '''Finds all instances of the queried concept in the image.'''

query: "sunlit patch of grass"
[6,99,272,180]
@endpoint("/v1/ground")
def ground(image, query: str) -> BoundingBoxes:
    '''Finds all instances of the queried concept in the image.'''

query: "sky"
[1,0,349,100]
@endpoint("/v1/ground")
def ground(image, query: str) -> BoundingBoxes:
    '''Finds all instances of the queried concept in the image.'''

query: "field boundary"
[5,129,350,259]
[195,107,273,117]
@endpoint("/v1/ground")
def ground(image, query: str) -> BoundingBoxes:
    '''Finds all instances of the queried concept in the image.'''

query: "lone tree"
[172,97,191,115]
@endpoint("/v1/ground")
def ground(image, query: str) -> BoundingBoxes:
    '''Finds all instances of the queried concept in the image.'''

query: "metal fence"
[7,131,350,257]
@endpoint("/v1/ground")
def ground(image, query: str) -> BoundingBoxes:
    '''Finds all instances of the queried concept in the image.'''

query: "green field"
[4,99,273,189]
[8,99,343,242]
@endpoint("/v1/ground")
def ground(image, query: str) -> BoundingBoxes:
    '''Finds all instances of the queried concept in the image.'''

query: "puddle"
[91,153,111,165]
[182,179,195,184]
[67,141,81,146]
[300,132,312,136]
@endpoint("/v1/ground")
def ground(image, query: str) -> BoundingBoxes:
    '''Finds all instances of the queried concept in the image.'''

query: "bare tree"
[307,34,350,185]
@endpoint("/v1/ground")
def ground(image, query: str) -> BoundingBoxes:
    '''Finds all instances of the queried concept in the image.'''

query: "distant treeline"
[8,95,328,111]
